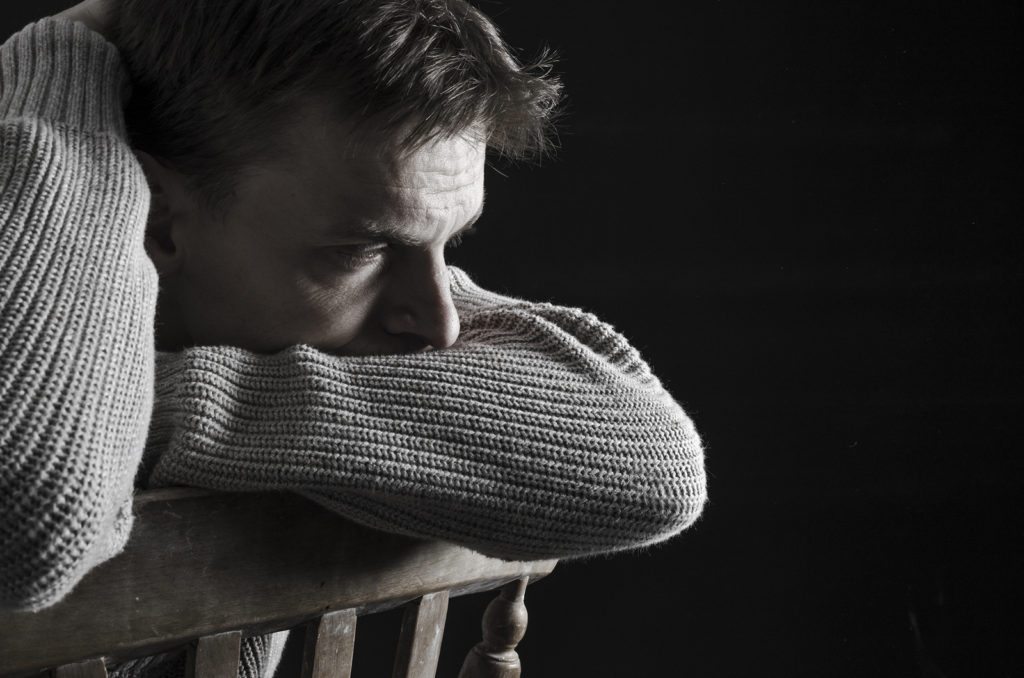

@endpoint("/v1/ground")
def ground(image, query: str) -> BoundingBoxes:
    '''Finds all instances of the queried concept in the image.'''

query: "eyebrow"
[343,194,486,248]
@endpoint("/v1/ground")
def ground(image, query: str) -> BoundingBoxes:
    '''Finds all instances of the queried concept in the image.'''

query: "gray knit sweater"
[0,17,706,677]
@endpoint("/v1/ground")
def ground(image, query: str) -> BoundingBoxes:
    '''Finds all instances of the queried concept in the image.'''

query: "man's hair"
[114,0,562,214]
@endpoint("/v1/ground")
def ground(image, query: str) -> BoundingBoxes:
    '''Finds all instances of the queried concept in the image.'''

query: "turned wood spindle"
[458,577,530,678]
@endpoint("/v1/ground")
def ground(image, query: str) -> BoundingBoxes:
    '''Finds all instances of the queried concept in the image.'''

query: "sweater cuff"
[0,17,129,136]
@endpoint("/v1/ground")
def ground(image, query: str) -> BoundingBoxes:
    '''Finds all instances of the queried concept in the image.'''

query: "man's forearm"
[0,18,156,611]
[147,267,707,561]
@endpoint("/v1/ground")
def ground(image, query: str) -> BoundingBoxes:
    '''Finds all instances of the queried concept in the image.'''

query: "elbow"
[642,387,708,531]
[614,440,708,554]
[0,485,135,613]
[633,461,708,549]
[1,550,81,613]
[654,401,708,531]
[504,456,707,564]
[569,398,709,559]
[482,411,708,563]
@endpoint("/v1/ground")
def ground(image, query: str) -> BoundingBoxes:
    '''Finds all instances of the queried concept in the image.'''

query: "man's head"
[115,0,561,354]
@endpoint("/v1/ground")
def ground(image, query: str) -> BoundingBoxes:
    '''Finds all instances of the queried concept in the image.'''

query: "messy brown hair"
[114,0,562,214]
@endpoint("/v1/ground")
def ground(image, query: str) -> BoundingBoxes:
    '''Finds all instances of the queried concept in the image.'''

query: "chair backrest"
[0,488,556,678]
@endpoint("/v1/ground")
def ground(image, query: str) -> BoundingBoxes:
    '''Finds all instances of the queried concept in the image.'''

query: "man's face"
[155,104,486,356]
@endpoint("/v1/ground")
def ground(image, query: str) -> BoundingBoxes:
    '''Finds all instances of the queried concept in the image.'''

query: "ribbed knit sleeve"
[146,267,706,561]
[0,19,157,611]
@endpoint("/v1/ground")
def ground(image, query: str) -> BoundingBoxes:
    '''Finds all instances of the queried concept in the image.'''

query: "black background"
[4,2,1021,676]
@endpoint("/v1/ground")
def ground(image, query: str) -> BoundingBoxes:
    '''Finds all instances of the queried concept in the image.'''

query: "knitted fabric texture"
[1,17,707,678]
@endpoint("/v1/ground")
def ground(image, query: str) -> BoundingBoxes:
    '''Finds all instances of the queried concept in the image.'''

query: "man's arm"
[0,16,156,611]
[147,267,707,561]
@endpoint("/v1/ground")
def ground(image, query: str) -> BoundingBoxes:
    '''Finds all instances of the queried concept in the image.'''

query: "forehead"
[261,101,487,232]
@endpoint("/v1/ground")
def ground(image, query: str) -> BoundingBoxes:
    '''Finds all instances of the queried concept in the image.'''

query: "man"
[0,0,707,675]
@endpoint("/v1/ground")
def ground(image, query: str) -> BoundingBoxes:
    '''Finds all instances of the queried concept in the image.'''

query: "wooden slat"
[52,659,107,678]
[0,489,557,675]
[392,591,450,678]
[301,609,357,678]
[186,631,241,678]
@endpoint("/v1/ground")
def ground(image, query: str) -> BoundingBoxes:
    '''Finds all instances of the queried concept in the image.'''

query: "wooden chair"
[0,488,557,678]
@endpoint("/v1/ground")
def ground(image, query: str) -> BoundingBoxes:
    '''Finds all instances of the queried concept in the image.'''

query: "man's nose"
[382,254,461,350]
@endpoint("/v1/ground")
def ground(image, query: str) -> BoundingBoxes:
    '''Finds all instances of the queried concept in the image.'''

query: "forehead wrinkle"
[368,141,484,191]
[329,168,479,222]
[359,159,483,193]
[339,152,482,224]
[292,115,485,244]
[393,185,482,233]
[331,181,484,246]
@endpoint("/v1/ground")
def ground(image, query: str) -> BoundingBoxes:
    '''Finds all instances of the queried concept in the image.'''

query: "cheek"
[186,235,274,309]
[294,267,382,335]
[179,229,386,349]
[175,234,298,343]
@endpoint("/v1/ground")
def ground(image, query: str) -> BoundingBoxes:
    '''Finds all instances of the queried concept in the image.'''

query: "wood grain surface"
[1,489,555,676]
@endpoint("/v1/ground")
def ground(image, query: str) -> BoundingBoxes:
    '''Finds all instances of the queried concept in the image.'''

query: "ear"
[135,150,190,277]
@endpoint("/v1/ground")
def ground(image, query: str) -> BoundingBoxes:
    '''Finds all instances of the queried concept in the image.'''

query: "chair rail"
[0,488,556,677]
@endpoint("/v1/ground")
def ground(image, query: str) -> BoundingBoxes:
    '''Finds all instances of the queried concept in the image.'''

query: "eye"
[330,244,389,268]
